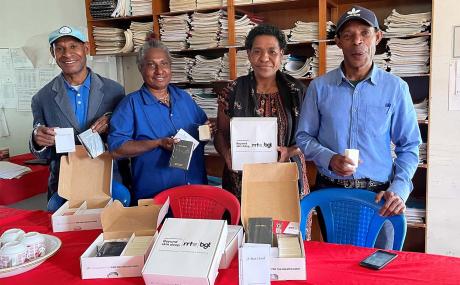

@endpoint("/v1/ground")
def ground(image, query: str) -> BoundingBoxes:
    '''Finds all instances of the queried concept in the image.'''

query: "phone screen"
[359,250,398,270]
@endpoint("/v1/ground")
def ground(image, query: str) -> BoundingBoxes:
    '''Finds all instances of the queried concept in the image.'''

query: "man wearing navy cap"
[296,6,421,248]
[29,25,126,211]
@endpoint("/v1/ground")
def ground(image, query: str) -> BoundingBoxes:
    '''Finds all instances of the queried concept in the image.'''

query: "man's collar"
[335,62,378,86]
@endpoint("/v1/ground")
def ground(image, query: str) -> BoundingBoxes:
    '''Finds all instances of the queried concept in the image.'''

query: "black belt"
[316,173,389,193]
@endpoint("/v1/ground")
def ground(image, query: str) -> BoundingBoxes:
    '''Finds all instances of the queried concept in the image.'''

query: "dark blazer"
[29,69,125,198]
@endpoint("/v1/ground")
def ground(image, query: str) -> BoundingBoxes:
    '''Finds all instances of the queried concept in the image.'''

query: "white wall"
[427,0,460,256]
[0,0,87,155]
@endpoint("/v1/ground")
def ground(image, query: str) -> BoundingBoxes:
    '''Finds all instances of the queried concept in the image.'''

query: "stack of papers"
[197,0,222,9]
[220,14,257,47]
[387,36,430,75]
[253,0,284,3]
[189,11,223,49]
[90,0,117,19]
[188,88,218,118]
[236,50,251,77]
[0,161,31,179]
[93,27,134,54]
[312,43,342,73]
[220,53,232,80]
[170,56,192,83]
[289,21,318,42]
[169,0,196,12]
[111,0,131,17]
[384,9,431,37]
[374,52,390,71]
[406,199,426,224]
[419,142,427,164]
[190,55,223,82]
[414,99,428,120]
[130,21,153,51]
[130,0,151,16]
[283,56,316,78]
[159,14,191,51]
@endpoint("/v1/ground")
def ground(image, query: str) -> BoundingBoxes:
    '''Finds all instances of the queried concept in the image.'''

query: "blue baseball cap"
[48,26,87,45]
[336,6,379,35]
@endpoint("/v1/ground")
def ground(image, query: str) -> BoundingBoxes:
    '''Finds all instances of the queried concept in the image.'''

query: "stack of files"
[384,9,431,37]
[419,142,427,164]
[284,56,316,79]
[190,55,223,81]
[189,11,223,49]
[288,21,319,42]
[170,56,191,83]
[387,36,430,75]
[111,0,130,17]
[220,14,257,47]
[169,0,196,12]
[312,44,343,73]
[220,53,231,80]
[90,0,117,19]
[188,87,218,118]
[93,27,134,54]
[374,52,390,71]
[236,50,251,77]
[414,99,428,121]
[405,199,426,224]
[130,21,153,51]
[197,0,222,9]
[0,161,31,179]
[130,0,151,16]
[159,14,190,51]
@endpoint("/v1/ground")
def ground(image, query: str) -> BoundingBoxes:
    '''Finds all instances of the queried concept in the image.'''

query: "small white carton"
[80,199,169,279]
[143,218,228,285]
[52,146,113,232]
[219,225,243,269]
[242,162,307,281]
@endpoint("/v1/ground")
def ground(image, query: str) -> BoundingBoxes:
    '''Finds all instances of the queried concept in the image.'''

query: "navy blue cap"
[336,6,379,35]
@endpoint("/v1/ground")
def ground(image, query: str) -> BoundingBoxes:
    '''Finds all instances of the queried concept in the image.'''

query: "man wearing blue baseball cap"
[296,6,421,249]
[29,25,126,211]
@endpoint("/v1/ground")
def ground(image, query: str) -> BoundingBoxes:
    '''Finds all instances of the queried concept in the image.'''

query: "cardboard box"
[80,199,169,279]
[52,146,113,232]
[230,117,278,171]
[143,218,228,285]
[241,162,306,281]
[219,225,243,269]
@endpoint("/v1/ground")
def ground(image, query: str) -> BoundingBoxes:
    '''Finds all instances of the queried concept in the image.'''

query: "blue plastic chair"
[300,188,406,250]
[111,179,131,207]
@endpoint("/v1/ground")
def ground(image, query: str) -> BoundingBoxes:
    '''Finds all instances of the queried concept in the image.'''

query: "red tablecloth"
[1,207,460,285]
[0,154,49,205]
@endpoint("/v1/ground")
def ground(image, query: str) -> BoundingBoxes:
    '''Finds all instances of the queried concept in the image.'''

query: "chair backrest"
[111,179,131,207]
[300,188,406,250]
[153,185,241,225]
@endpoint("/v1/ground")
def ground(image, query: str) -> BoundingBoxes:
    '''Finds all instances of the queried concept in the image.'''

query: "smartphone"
[359,250,398,270]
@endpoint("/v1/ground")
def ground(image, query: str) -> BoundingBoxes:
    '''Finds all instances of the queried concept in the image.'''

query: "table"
[1,207,459,285]
[0,154,49,205]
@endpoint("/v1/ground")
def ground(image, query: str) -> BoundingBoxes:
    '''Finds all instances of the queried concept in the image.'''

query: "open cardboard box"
[80,198,169,279]
[52,145,113,232]
[241,162,306,281]
[219,225,244,269]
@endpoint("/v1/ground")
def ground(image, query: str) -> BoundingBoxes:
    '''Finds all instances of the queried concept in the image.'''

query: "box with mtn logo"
[142,218,227,285]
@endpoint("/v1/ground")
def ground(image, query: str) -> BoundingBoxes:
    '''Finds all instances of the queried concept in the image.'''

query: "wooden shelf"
[236,0,321,13]
[408,223,426,229]
[90,14,152,23]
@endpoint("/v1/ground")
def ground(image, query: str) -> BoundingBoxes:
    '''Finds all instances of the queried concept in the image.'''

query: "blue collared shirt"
[108,84,208,201]
[64,73,91,128]
[296,64,421,201]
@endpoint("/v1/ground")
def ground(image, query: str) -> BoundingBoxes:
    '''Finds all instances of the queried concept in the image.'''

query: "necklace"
[157,92,170,105]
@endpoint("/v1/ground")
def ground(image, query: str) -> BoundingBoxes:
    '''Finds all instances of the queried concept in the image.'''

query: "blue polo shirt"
[108,84,208,201]
[296,64,421,201]
[64,73,91,128]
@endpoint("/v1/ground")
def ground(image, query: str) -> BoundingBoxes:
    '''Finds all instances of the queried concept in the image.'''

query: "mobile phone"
[359,250,398,270]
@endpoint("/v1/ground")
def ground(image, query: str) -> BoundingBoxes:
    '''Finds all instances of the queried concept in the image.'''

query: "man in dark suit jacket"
[29,25,125,210]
